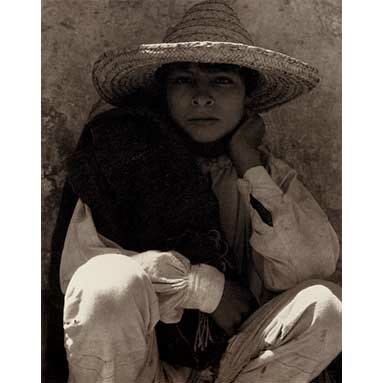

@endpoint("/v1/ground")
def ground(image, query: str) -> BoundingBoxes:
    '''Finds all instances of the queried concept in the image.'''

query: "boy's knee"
[63,254,159,365]
[306,280,341,308]
[65,254,153,319]
[299,280,342,333]
[301,281,342,359]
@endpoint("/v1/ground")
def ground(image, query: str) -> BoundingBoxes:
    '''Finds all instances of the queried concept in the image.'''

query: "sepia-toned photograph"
[42,1,342,382]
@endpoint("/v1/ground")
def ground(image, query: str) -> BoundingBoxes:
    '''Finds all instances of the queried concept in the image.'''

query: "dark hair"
[155,62,261,97]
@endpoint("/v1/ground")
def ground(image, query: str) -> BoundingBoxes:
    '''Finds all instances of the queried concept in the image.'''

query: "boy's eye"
[213,76,234,85]
[173,76,193,85]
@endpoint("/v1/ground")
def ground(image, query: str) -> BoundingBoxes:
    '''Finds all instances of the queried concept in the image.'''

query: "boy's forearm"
[237,164,340,291]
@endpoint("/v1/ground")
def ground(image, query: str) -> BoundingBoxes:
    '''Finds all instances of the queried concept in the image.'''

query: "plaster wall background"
[42,0,341,291]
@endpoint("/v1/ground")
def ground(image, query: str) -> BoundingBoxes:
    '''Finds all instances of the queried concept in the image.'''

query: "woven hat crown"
[164,1,254,45]
[92,0,320,112]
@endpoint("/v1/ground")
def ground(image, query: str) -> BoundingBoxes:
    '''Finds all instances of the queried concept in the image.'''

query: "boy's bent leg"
[216,280,341,383]
[63,253,162,383]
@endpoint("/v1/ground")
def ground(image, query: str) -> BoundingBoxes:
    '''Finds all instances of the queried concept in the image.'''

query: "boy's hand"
[229,114,265,177]
[211,279,257,337]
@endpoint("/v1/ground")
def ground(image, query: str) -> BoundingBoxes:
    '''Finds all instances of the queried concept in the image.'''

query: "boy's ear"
[238,105,252,127]
[244,94,254,109]
[244,101,257,118]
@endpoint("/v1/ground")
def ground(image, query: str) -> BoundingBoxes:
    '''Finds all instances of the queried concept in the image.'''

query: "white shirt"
[60,153,340,323]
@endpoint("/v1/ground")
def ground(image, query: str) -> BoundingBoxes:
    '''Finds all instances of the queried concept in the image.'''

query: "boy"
[59,1,341,382]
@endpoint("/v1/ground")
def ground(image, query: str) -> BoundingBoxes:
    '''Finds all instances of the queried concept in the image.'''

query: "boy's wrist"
[186,264,225,313]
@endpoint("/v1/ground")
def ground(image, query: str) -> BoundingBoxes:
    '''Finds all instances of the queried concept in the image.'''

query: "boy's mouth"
[187,117,219,122]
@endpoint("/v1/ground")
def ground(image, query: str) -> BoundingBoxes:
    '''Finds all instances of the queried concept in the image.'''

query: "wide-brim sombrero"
[92,0,320,113]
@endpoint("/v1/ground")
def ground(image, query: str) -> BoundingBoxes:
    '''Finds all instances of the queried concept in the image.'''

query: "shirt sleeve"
[131,251,224,323]
[237,155,340,291]
[60,199,225,322]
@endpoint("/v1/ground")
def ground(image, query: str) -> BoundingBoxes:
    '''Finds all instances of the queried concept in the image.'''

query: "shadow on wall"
[42,97,76,381]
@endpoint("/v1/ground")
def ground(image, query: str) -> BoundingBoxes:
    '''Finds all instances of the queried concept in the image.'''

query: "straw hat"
[93,0,320,113]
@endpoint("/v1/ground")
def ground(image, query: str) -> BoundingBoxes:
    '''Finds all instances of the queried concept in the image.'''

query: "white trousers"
[63,254,341,383]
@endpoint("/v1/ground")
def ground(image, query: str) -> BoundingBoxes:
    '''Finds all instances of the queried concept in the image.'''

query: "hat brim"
[92,41,320,113]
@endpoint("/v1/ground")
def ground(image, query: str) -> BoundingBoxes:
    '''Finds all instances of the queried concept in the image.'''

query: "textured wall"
[42,0,341,291]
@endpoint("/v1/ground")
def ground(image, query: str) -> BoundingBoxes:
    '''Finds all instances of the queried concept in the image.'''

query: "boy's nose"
[191,94,215,106]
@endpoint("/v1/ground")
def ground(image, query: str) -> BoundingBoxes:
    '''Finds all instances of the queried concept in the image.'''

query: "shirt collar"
[196,155,233,175]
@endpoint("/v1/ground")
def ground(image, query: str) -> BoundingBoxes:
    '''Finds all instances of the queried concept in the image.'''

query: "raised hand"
[229,113,265,177]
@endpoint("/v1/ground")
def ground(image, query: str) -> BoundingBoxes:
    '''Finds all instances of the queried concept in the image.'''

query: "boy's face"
[166,63,247,143]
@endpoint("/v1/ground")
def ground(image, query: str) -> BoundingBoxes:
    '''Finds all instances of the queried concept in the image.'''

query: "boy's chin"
[184,133,232,157]
[187,131,229,144]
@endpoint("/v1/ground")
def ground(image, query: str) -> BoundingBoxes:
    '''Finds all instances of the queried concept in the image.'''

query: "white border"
[343,0,383,381]
[0,1,41,381]
[1,0,382,381]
